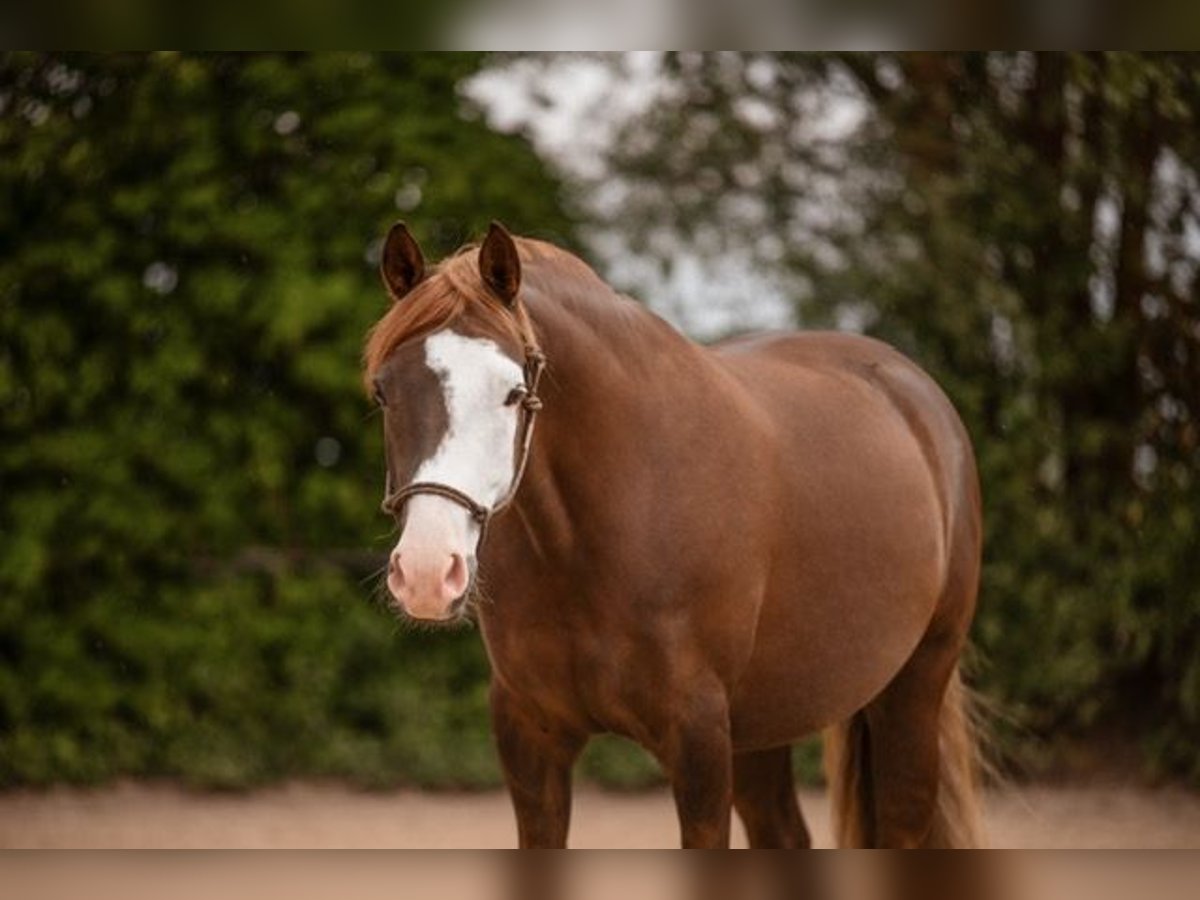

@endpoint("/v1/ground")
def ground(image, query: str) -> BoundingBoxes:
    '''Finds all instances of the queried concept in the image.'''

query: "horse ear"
[380,221,425,302]
[479,221,521,307]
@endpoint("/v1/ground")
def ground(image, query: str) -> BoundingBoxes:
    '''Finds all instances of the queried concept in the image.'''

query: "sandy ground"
[1,782,1198,848]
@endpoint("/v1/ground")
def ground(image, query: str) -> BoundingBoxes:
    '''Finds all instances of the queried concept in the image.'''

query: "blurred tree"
[597,52,1200,780]
[0,52,577,786]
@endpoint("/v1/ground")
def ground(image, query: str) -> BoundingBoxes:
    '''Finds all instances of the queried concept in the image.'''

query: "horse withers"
[363,222,984,848]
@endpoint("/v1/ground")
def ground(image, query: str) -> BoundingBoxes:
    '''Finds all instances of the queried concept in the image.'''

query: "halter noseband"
[380,345,547,550]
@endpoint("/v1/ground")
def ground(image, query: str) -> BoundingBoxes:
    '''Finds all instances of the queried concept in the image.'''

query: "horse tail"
[925,665,986,847]
[824,665,987,847]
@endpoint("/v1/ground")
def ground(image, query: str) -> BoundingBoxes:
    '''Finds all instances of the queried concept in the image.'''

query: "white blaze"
[396,331,525,558]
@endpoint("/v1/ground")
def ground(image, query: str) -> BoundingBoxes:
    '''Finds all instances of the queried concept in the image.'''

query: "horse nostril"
[389,551,404,585]
[444,553,468,595]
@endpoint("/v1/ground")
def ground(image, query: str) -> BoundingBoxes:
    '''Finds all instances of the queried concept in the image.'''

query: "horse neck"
[498,277,712,554]
[525,276,701,430]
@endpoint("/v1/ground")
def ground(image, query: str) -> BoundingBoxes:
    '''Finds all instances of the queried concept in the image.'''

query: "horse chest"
[480,608,661,737]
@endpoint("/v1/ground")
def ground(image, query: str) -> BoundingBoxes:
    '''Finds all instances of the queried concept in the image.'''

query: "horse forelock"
[363,243,532,392]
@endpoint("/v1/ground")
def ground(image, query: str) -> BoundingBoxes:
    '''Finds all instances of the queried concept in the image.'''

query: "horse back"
[713,329,977,549]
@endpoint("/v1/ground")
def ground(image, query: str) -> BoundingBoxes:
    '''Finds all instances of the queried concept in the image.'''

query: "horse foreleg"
[491,685,584,848]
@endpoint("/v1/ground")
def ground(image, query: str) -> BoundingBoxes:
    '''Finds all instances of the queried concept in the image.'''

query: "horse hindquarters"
[823,461,984,853]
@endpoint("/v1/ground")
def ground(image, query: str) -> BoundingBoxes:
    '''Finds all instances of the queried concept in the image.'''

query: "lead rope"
[381,344,547,552]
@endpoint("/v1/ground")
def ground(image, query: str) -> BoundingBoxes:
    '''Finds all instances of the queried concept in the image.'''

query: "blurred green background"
[1,52,1197,790]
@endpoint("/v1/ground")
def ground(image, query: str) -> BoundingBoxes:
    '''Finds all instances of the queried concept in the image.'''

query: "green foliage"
[0,567,502,789]
[0,52,577,789]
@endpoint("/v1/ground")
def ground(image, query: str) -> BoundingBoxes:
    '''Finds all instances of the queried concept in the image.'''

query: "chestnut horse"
[364,222,984,848]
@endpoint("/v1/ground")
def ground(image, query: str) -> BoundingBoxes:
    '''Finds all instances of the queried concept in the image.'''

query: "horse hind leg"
[867,636,983,848]
[732,745,812,848]
[826,617,984,848]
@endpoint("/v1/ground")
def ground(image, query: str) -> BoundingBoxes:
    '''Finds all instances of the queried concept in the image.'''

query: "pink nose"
[387,550,470,619]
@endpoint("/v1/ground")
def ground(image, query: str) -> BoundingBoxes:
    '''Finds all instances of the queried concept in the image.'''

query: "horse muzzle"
[387,549,472,621]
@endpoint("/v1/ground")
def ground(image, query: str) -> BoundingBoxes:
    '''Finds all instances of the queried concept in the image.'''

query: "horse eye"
[373,386,387,407]
[504,387,525,407]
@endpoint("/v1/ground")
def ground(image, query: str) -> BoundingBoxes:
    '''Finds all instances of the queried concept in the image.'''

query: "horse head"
[366,222,543,622]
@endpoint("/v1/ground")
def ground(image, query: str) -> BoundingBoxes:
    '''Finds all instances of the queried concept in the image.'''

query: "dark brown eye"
[504,386,525,407]
[373,385,387,407]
